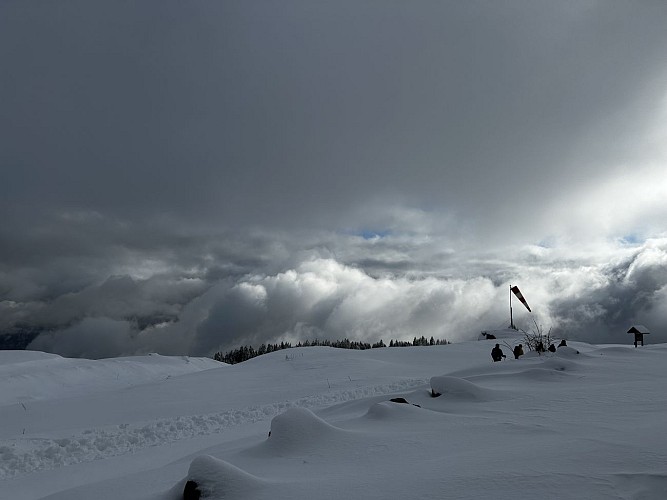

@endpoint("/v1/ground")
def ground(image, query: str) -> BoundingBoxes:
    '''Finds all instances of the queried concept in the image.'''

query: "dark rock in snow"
[390,397,410,404]
[390,397,421,408]
[183,480,201,500]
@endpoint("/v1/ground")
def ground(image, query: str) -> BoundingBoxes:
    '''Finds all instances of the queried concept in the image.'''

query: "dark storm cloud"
[549,241,667,343]
[2,1,667,357]
[28,317,137,359]
[2,1,666,232]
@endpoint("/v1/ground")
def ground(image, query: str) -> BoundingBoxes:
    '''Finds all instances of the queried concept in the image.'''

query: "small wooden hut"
[627,325,650,347]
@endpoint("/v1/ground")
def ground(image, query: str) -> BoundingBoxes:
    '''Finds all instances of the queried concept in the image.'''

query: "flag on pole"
[510,285,531,312]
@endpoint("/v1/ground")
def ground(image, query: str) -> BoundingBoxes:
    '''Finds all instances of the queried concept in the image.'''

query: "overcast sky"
[2,0,667,358]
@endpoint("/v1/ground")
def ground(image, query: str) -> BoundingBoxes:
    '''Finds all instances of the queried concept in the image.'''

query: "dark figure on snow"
[548,343,556,353]
[536,341,546,353]
[491,344,506,362]
[513,344,524,359]
[558,339,567,347]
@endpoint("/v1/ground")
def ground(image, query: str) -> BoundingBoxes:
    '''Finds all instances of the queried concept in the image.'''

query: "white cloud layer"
[19,236,667,358]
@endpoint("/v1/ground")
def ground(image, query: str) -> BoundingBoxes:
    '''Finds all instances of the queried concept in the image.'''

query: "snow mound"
[365,400,426,421]
[541,356,580,372]
[467,360,578,383]
[478,328,524,341]
[610,471,667,499]
[429,376,493,401]
[555,346,583,358]
[265,407,350,455]
[594,346,638,356]
[508,367,573,382]
[182,454,267,499]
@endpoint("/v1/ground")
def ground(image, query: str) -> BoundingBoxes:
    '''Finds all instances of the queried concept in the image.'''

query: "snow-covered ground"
[2,330,666,499]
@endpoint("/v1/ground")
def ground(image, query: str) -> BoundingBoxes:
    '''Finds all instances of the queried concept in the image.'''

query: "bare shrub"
[521,319,557,353]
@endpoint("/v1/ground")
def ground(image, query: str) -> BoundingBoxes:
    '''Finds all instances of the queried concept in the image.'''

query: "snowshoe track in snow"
[0,378,427,479]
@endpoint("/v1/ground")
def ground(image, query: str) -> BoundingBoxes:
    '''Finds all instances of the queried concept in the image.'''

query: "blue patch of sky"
[620,234,644,245]
[535,237,555,249]
[360,229,392,240]
[344,229,392,240]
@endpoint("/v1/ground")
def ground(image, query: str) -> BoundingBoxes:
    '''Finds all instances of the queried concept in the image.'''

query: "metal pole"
[509,285,514,330]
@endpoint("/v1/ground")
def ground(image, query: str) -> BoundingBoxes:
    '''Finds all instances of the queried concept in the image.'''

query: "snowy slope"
[1,333,666,499]
[0,351,223,405]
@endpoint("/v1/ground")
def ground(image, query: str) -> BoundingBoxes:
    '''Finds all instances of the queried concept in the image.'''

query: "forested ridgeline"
[213,336,449,365]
